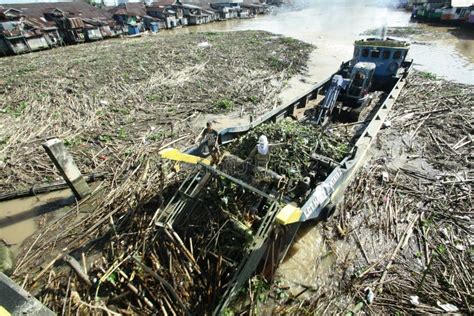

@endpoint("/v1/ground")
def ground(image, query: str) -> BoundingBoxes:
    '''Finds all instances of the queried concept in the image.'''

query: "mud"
[0,189,73,255]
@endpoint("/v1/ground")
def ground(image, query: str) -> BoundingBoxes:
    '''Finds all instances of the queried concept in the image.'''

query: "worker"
[196,121,221,164]
[247,135,271,170]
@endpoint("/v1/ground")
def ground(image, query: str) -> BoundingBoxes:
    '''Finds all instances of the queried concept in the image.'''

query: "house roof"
[1,2,111,20]
[149,0,178,6]
[0,7,25,20]
[180,3,204,9]
[109,3,147,17]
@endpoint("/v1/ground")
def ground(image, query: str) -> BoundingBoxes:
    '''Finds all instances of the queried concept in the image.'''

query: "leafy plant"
[5,101,28,118]
[436,244,446,255]
[251,276,270,303]
[64,137,82,147]
[249,95,259,104]
[98,134,112,143]
[215,98,234,110]
[149,130,173,142]
[419,71,437,80]
[117,127,128,140]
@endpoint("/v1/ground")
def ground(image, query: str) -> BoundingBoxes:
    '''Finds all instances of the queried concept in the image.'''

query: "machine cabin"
[346,62,376,101]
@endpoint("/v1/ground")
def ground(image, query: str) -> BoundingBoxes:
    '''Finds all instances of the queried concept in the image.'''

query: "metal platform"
[0,273,54,316]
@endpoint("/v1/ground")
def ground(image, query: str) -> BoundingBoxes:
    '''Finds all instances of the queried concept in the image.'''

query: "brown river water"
[171,0,474,88]
[0,0,472,288]
[0,189,74,254]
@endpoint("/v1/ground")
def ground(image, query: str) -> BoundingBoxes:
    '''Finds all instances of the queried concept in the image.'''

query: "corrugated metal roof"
[108,3,147,17]
[149,0,178,7]
[2,2,112,20]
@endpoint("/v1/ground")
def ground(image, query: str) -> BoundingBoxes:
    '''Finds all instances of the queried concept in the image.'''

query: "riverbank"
[251,71,473,315]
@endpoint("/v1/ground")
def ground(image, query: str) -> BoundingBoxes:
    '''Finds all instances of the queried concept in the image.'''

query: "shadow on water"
[282,219,322,261]
[447,27,474,40]
[0,195,76,229]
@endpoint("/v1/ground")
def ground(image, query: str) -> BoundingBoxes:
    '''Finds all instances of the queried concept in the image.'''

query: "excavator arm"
[315,74,346,125]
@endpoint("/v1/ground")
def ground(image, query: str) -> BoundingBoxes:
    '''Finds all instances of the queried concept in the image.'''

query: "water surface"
[173,0,474,85]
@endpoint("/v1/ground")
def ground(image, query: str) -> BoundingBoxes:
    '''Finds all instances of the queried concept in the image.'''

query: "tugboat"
[314,37,410,124]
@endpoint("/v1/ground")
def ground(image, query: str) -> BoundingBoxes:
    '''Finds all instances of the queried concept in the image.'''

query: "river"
[171,0,474,89]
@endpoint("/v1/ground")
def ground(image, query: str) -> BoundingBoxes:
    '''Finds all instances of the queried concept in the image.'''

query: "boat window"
[383,50,390,59]
[362,48,369,57]
[354,47,360,56]
[349,72,366,97]
[393,51,402,60]
[371,50,380,58]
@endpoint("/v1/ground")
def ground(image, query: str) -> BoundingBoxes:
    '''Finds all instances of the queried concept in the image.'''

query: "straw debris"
[2,30,313,315]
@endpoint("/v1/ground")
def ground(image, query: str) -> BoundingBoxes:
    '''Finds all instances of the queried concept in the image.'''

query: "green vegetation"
[268,56,288,71]
[248,95,259,104]
[419,71,437,80]
[117,127,128,140]
[64,137,82,147]
[4,101,27,118]
[251,276,270,304]
[149,130,173,142]
[223,308,235,316]
[233,118,351,181]
[98,134,112,143]
[215,98,234,110]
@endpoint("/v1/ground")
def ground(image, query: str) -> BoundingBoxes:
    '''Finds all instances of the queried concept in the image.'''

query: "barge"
[158,37,413,314]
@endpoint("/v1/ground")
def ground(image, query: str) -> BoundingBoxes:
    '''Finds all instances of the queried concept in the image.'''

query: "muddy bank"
[252,71,473,314]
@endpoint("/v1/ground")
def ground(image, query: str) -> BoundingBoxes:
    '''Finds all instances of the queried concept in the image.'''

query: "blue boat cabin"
[353,38,410,81]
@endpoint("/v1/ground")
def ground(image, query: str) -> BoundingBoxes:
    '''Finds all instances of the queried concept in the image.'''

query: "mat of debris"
[230,118,352,182]
[1,30,314,314]
[0,30,312,193]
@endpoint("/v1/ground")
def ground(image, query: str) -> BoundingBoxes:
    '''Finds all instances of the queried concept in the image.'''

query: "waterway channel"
[171,0,474,87]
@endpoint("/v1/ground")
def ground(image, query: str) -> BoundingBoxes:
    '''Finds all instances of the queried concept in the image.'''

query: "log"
[0,173,107,202]
[63,254,92,287]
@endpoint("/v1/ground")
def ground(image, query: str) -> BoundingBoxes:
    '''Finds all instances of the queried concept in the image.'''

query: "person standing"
[247,135,271,169]
[196,121,221,164]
